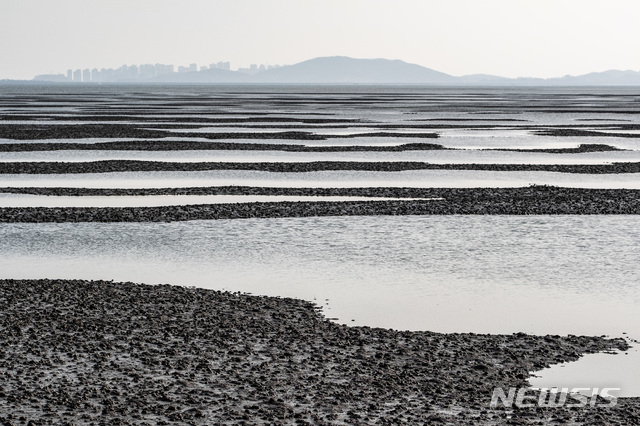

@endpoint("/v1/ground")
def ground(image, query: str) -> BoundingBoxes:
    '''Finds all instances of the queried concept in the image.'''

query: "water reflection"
[2,148,640,164]
[0,193,436,208]
[3,169,640,189]
[0,215,638,396]
[1,215,637,334]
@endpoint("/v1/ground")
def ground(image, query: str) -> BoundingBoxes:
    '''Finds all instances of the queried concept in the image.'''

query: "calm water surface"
[0,194,433,208]
[3,170,640,190]
[2,148,640,164]
[1,86,639,397]
[0,215,638,395]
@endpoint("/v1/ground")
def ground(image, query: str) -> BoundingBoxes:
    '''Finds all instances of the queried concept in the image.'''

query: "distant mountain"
[456,70,640,86]
[549,70,640,86]
[455,74,513,85]
[252,56,456,84]
[24,57,640,85]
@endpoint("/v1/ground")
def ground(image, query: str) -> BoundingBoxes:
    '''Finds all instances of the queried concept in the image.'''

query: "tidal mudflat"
[1,279,637,425]
[1,84,639,424]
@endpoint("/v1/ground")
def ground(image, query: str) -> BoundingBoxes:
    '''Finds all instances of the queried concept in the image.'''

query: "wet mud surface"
[1,186,639,222]
[0,141,447,152]
[1,279,638,425]
[1,86,639,424]
[0,141,626,154]
[2,159,640,174]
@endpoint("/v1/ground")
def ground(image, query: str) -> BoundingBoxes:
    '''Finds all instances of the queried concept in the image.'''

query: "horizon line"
[3,56,640,83]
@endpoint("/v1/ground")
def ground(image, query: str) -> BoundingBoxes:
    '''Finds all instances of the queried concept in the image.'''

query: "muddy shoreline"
[2,159,640,174]
[1,186,639,222]
[0,141,449,152]
[1,279,638,425]
[2,87,639,424]
[0,141,623,153]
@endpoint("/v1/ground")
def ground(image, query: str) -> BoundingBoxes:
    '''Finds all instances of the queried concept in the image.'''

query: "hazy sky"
[2,0,639,80]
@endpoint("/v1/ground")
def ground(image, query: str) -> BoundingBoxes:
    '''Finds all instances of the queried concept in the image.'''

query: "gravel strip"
[1,186,639,222]
[484,144,627,153]
[0,115,363,124]
[0,142,627,153]
[2,160,640,174]
[534,128,640,138]
[0,126,326,141]
[0,141,447,152]
[0,125,439,141]
[0,184,637,199]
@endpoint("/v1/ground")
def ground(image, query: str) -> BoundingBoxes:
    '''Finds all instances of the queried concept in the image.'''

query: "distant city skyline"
[31,61,286,83]
[2,0,640,80]
[26,56,640,86]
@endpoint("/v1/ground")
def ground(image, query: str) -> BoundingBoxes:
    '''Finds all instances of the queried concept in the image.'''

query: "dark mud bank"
[2,159,640,174]
[1,186,639,222]
[1,279,637,425]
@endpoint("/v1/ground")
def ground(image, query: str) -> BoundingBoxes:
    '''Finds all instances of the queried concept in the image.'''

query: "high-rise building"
[128,65,139,79]
[139,64,156,79]
[155,64,174,75]
[54,61,230,82]
[101,68,114,82]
